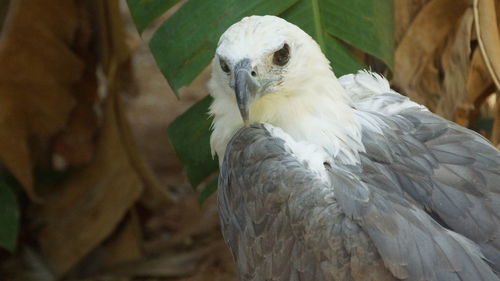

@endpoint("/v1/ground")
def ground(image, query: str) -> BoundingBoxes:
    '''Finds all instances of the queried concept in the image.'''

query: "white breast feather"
[264,124,331,183]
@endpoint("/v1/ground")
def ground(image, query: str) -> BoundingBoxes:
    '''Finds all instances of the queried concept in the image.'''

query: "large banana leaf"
[127,0,394,199]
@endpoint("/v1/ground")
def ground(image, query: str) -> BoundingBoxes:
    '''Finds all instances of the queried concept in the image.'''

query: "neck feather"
[209,73,364,164]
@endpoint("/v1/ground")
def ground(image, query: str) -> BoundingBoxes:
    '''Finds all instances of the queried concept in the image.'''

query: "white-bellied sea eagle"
[208,15,500,281]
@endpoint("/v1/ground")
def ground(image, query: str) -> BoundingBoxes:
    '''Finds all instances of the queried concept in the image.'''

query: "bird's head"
[208,15,355,160]
[208,15,339,126]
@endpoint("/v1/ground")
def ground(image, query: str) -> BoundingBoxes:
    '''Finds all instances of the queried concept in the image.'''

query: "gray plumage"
[218,87,500,281]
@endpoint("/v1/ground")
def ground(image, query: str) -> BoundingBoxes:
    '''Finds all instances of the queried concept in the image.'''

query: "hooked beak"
[234,59,258,126]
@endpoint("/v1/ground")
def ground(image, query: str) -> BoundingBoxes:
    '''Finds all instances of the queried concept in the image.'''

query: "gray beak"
[234,59,258,125]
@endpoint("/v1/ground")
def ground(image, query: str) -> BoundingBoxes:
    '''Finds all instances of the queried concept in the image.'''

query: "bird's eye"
[273,43,290,66]
[220,58,230,73]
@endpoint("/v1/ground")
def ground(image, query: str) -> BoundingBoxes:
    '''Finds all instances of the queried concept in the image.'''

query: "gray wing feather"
[218,124,499,281]
[352,92,500,271]
[333,160,499,281]
[343,70,500,271]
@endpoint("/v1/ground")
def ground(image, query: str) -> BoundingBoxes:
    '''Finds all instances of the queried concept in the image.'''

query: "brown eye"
[273,43,290,66]
[220,58,230,73]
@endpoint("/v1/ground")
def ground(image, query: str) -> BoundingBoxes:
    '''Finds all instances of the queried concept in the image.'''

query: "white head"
[208,16,361,162]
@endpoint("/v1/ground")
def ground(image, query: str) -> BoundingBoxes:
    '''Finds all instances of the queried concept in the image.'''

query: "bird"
[208,15,500,281]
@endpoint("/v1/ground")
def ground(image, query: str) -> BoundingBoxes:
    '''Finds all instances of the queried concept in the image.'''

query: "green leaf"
[198,177,218,205]
[322,0,394,68]
[0,179,19,252]
[324,36,366,76]
[149,0,297,94]
[167,96,218,187]
[126,0,180,33]
[280,1,366,75]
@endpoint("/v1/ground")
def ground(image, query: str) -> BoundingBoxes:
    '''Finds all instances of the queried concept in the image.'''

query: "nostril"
[251,71,257,77]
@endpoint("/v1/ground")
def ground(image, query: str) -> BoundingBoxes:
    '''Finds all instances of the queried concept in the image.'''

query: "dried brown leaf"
[101,0,173,210]
[116,86,174,210]
[415,58,443,109]
[454,47,495,126]
[0,0,86,200]
[144,194,219,254]
[102,210,143,268]
[393,0,470,107]
[395,0,431,44]
[37,95,144,276]
[51,4,100,170]
[52,104,99,170]
[436,8,474,119]
[34,0,172,275]
[467,48,494,103]
[104,243,220,278]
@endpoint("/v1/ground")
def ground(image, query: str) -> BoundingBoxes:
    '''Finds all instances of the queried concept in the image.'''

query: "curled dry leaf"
[455,47,494,126]
[37,94,143,276]
[104,0,173,210]
[394,0,431,44]
[394,0,499,143]
[51,3,101,170]
[101,210,143,269]
[51,104,99,170]
[467,48,494,107]
[436,8,474,119]
[34,0,172,275]
[393,0,470,108]
[0,0,84,201]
